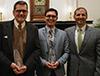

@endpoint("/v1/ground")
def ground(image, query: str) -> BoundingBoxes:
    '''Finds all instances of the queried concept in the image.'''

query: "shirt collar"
[76,24,86,32]
[45,26,55,34]
[14,19,25,29]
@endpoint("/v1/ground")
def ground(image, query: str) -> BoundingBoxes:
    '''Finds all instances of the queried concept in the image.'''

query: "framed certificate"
[30,0,49,21]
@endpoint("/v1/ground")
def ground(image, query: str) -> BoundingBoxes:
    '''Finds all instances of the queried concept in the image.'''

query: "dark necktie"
[18,24,22,30]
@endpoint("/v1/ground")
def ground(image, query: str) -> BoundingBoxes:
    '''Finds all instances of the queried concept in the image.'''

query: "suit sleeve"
[57,32,70,65]
[0,23,12,68]
[95,30,100,76]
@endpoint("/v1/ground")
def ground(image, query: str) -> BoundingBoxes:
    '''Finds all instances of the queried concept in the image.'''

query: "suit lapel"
[23,22,31,56]
[71,27,78,53]
[43,27,49,53]
[53,28,57,49]
[7,21,14,52]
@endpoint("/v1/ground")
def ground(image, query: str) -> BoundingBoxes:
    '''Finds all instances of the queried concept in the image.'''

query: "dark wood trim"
[30,20,93,30]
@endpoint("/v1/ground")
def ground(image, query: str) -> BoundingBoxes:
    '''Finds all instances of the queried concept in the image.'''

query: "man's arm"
[95,29,100,76]
[57,32,70,65]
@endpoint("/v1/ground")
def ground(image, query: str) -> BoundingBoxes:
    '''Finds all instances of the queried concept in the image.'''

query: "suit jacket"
[65,25,100,76]
[38,27,70,76]
[0,20,41,76]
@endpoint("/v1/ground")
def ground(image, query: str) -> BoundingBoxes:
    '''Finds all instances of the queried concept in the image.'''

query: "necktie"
[48,30,53,48]
[18,24,22,30]
[48,30,56,63]
[78,29,83,50]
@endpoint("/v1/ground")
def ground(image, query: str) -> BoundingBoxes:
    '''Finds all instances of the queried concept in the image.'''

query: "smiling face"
[13,4,28,24]
[45,10,58,28]
[74,7,88,28]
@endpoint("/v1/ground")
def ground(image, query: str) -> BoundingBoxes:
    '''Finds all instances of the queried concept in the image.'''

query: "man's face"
[45,11,58,28]
[13,4,28,24]
[74,9,87,27]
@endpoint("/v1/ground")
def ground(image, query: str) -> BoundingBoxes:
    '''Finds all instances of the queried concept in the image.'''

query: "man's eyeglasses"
[46,15,57,18]
[15,10,28,13]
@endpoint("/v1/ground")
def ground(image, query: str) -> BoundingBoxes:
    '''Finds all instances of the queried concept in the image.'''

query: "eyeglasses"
[46,15,57,18]
[15,10,28,13]
[76,14,86,16]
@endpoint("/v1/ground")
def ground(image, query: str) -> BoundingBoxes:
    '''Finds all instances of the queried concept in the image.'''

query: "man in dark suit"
[0,1,41,76]
[38,8,70,76]
[65,7,100,76]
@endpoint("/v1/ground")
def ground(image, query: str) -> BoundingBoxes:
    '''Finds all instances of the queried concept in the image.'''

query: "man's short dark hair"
[74,7,88,16]
[45,8,58,16]
[13,1,28,10]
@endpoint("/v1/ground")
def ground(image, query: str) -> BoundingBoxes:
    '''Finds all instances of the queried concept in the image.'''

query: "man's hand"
[45,61,60,69]
[10,63,20,70]
[10,63,27,75]
[51,61,60,69]
[45,62,53,69]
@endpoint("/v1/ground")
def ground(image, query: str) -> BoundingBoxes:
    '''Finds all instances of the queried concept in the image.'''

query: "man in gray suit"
[65,7,100,76]
[38,8,70,76]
